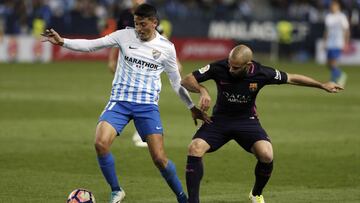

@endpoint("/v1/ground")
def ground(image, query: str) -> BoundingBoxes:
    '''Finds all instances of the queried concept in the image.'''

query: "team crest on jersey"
[249,83,258,92]
[152,49,161,59]
[274,69,281,80]
[199,65,210,74]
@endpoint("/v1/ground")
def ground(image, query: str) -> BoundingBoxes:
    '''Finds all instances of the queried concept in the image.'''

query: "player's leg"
[186,138,210,203]
[186,118,229,203]
[132,130,148,147]
[232,118,272,203]
[133,103,187,203]
[96,101,131,203]
[249,140,273,203]
[327,49,347,86]
[95,121,126,202]
[328,58,342,82]
[147,134,187,203]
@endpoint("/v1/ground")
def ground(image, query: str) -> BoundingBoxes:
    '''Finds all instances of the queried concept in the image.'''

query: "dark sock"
[186,156,203,203]
[252,161,273,196]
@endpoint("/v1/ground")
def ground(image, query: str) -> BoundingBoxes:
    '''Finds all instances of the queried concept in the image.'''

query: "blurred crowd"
[0,0,359,36]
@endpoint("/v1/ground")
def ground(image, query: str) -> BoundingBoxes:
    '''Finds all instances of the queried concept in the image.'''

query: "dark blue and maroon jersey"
[192,59,288,118]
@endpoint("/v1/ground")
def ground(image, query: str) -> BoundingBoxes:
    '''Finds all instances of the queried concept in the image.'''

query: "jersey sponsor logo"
[199,65,210,74]
[223,92,252,103]
[152,49,161,59]
[274,69,281,80]
[249,83,258,92]
[124,55,159,71]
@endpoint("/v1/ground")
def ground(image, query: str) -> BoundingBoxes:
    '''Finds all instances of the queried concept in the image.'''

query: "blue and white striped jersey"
[325,11,349,49]
[110,29,177,104]
[63,28,184,105]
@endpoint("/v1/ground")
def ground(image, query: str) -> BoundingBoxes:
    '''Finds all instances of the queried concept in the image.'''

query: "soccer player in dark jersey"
[181,45,343,203]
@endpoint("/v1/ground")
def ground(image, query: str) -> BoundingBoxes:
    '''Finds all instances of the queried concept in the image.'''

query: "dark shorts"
[193,116,270,153]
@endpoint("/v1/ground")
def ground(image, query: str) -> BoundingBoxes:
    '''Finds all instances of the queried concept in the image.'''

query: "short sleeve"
[262,66,288,85]
[192,63,215,83]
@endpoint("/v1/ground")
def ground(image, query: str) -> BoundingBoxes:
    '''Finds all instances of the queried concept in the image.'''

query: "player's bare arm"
[167,71,211,125]
[181,73,211,112]
[41,29,64,46]
[287,73,344,93]
[108,48,118,74]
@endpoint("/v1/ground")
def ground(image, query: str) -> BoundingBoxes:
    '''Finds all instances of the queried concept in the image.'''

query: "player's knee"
[257,150,273,163]
[94,140,110,155]
[188,140,207,157]
[152,156,167,169]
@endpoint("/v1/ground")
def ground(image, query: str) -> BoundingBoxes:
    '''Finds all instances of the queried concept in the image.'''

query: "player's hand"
[41,29,64,46]
[322,82,344,93]
[190,106,212,126]
[199,92,211,112]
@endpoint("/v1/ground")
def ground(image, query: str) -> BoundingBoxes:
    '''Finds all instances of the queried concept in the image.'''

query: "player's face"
[330,2,340,13]
[134,16,157,41]
[228,58,251,78]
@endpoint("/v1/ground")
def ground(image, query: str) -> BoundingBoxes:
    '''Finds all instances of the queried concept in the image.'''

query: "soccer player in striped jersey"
[42,4,209,203]
[324,0,350,87]
[108,0,182,148]
[183,45,343,203]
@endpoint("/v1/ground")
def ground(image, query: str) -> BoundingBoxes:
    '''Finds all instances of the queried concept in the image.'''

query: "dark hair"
[134,3,157,18]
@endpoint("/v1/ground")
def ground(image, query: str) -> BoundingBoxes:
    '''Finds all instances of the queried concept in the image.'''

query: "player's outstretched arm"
[41,29,64,46]
[181,73,211,112]
[287,73,344,93]
[43,29,118,52]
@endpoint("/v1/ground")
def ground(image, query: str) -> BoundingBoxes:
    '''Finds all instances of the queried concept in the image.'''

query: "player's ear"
[246,61,253,68]
[153,18,158,27]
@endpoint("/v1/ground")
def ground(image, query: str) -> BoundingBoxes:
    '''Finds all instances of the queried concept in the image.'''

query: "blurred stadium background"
[0,0,359,202]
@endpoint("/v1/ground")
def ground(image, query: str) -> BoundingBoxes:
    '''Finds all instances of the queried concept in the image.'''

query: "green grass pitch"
[0,60,359,202]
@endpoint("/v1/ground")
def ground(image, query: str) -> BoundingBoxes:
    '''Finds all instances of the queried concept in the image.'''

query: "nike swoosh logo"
[129,46,138,49]
[156,126,162,130]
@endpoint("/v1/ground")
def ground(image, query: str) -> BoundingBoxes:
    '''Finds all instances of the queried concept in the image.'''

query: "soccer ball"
[67,188,96,203]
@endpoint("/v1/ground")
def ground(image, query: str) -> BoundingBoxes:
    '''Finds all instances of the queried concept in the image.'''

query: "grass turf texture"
[0,61,359,202]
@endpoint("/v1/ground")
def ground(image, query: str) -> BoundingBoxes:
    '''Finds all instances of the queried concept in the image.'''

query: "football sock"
[97,153,121,192]
[186,156,203,203]
[252,161,273,196]
[330,66,342,82]
[159,160,187,203]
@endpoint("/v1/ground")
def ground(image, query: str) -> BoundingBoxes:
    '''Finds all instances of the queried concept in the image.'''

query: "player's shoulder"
[111,28,135,36]
[251,60,275,75]
[109,28,137,41]
[339,12,349,20]
[158,34,174,46]
[194,59,226,75]
[200,59,228,74]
